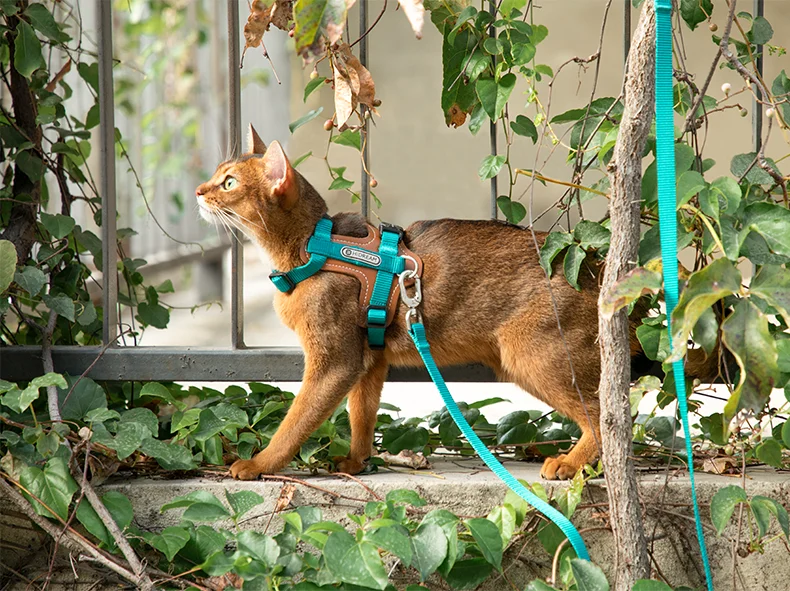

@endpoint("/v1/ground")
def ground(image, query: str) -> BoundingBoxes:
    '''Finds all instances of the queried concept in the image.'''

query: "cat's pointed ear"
[246,124,267,155]
[263,140,297,209]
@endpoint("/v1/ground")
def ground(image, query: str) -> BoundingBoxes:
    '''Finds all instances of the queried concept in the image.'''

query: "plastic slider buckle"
[379,222,404,241]
[269,271,295,293]
[366,304,388,326]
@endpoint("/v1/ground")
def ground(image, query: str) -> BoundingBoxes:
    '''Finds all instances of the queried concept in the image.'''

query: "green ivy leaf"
[487,504,516,546]
[783,419,790,449]
[324,529,388,590]
[710,485,747,535]
[465,518,502,570]
[575,221,610,250]
[750,495,790,539]
[120,407,159,438]
[668,258,741,362]
[496,411,537,445]
[0,240,17,294]
[303,76,326,102]
[293,0,350,58]
[692,306,719,358]
[138,438,198,471]
[676,170,706,208]
[12,268,47,297]
[57,375,107,421]
[422,509,460,574]
[76,491,133,549]
[107,422,149,460]
[721,300,778,420]
[143,526,190,561]
[381,424,429,454]
[444,557,493,590]
[600,265,663,319]
[563,244,586,291]
[386,489,427,507]
[226,489,265,520]
[25,3,69,42]
[679,0,713,31]
[741,202,790,259]
[20,457,78,520]
[289,107,323,134]
[14,20,45,78]
[440,29,479,127]
[632,581,673,591]
[42,293,75,322]
[527,581,561,591]
[40,213,76,240]
[750,16,773,45]
[332,129,362,151]
[730,152,775,186]
[496,196,526,225]
[136,301,170,329]
[161,490,224,513]
[366,524,413,566]
[570,558,609,591]
[410,522,447,581]
[539,231,573,276]
[476,73,516,121]
[771,70,790,123]
[237,530,280,570]
[756,438,783,468]
[749,265,790,325]
[510,115,537,143]
[478,154,506,180]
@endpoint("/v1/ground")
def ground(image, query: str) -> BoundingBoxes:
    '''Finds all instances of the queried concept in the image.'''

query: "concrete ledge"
[2,458,788,590]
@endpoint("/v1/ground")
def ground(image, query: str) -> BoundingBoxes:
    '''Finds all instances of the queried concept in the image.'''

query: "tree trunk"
[598,2,655,589]
[0,3,42,263]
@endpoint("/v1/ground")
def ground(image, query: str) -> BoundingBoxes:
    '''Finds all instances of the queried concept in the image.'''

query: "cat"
[195,125,718,481]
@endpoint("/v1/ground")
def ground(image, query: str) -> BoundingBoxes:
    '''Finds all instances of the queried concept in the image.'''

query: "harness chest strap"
[268,216,423,348]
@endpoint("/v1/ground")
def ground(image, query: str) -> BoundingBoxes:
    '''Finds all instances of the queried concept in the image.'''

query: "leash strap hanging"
[408,320,591,561]
[654,1,714,589]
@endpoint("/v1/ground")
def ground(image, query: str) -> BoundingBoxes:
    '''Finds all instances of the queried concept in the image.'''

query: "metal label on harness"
[340,246,381,267]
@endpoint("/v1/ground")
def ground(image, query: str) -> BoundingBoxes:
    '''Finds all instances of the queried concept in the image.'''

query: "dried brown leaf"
[337,43,376,107]
[375,449,431,470]
[274,483,296,512]
[398,0,425,39]
[333,60,355,128]
[702,456,738,475]
[448,104,468,128]
[270,0,293,30]
[244,0,271,50]
[46,59,71,92]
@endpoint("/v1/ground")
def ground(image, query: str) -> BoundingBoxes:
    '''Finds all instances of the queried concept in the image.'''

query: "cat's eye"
[222,176,239,191]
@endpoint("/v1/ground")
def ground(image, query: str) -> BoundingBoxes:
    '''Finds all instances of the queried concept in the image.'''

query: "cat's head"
[196,125,319,241]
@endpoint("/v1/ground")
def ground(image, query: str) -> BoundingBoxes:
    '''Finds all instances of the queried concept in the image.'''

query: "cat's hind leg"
[498,317,602,480]
[334,356,388,475]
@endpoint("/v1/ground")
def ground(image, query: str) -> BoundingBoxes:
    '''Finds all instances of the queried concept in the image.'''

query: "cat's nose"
[195,189,202,197]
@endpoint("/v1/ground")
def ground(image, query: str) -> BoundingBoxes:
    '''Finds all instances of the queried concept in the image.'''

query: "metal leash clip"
[398,262,422,327]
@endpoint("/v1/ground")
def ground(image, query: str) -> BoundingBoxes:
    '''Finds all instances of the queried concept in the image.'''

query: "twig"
[68,443,154,591]
[549,526,611,585]
[41,311,62,423]
[0,477,141,586]
[350,0,388,49]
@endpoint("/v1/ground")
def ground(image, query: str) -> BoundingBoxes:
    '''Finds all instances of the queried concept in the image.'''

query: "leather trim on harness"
[298,222,423,329]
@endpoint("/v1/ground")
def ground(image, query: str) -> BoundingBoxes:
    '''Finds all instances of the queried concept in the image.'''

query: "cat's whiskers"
[223,208,266,232]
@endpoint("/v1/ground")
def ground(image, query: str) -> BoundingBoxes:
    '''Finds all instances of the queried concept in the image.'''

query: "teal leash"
[654,1,714,589]
[406,316,590,561]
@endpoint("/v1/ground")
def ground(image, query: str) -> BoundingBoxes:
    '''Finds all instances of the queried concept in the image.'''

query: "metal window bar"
[98,0,117,346]
[0,0,761,384]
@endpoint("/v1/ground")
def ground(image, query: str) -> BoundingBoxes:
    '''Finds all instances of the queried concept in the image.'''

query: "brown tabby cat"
[196,125,714,481]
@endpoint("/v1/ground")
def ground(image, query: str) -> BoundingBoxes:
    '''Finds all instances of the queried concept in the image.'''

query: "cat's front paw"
[333,456,366,475]
[229,458,264,480]
[540,454,578,480]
